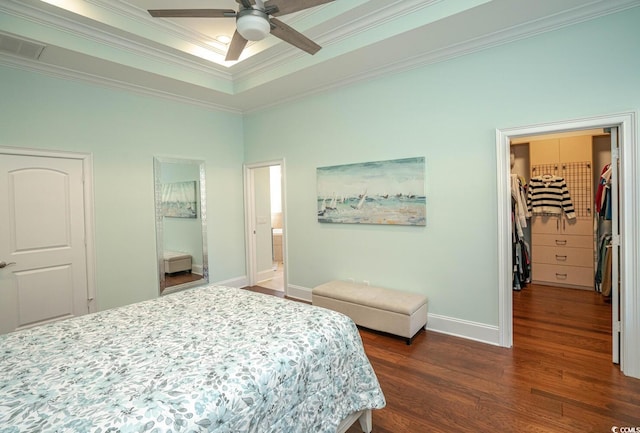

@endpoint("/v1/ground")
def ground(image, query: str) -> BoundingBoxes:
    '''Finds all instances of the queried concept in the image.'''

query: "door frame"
[495,112,639,378]
[0,146,97,313]
[243,159,287,293]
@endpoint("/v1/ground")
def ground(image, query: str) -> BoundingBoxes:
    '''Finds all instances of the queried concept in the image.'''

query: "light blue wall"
[1,7,638,330]
[0,68,246,311]
[243,8,640,326]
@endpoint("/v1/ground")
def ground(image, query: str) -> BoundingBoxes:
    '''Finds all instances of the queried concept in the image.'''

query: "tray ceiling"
[1,0,638,112]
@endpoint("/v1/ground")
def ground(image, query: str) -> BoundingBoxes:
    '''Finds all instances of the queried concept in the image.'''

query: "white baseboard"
[192,264,203,275]
[284,284,500,346]
[216,280,500,346]
[286,284,312,302]
[213,275,248,289]
[256,269,274,284]
[426,313,500,346]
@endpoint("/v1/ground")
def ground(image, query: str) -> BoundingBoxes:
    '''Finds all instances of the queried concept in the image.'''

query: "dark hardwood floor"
[164,271,202,287]
[244,284,640,432]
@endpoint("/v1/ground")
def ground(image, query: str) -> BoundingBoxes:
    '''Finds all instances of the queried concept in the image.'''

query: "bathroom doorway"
[244,160,286,293]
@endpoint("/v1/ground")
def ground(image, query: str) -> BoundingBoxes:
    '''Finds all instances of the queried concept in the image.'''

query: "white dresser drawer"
[533,234,593,249]
[531,216,592,235]
[562,218,593,236]
[531,216,562,235]
[532,264,593,288]
[532,245,594,267]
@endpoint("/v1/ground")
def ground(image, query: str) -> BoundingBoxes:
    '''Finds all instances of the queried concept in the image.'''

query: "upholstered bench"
[312,281,428,345]
[163,251,192,274]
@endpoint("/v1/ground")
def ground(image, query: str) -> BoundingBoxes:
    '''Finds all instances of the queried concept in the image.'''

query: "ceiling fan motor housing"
[236,9,270,41]
[147,0,330,60]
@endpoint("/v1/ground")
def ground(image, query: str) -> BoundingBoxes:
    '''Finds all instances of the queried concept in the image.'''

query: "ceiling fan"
[148,0,334,62]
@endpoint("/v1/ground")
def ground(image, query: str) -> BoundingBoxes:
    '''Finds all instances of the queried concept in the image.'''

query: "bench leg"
[406,327,425,345]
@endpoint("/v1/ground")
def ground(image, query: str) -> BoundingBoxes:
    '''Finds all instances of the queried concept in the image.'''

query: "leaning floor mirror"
[153,157,208,295]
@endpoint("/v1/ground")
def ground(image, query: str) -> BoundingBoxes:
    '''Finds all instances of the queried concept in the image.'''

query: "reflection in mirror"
[154,157,208,295]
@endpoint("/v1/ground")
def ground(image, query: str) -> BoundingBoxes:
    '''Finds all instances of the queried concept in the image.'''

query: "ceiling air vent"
[0,32,46,60]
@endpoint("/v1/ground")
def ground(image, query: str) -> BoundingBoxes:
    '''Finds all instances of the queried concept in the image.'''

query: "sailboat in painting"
[351,190,367,210]
[317,197,327,216]
[326,193,338,211]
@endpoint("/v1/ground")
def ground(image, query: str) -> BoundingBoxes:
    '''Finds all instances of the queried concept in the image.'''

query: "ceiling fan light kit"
[236,9,271,41]
[148,0,334,62]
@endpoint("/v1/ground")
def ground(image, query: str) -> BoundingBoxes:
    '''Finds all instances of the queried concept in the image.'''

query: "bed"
[0,285,385,432]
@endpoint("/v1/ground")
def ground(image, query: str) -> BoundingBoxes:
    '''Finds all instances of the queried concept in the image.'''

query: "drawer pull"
[555,240,567,246]
[555,273,568,279]
[555,255,567,261]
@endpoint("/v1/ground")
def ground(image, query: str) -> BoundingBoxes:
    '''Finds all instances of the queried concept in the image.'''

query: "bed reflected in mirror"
[153,157,208,295]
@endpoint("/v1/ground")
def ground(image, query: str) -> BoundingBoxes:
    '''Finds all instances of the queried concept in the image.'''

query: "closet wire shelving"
[531,161,592,218]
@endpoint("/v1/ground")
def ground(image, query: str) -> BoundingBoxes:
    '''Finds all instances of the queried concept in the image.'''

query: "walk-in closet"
[509,129,613,296]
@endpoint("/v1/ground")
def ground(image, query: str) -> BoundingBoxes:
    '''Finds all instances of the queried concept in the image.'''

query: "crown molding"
[243,0,640,113]
[106,0,324,60]
[232,0,439,82]
[1,0,233,80]
[96,0,232,58]
[0,53,241,114]
[2,0,637,114]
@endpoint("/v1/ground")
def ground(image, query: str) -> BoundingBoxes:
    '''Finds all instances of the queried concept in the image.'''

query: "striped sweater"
[527,175,576,219]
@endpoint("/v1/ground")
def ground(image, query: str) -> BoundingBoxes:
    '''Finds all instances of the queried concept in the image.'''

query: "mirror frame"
[153,156,209,295]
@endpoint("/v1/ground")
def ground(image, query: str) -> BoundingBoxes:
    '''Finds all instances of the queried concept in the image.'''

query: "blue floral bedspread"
[0,286,385,432]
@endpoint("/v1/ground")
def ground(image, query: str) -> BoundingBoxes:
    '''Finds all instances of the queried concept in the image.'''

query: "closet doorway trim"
[495,111,639,379]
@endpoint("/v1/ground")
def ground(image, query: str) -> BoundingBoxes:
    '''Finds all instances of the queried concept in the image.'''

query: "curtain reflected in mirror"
[154,157,208,295]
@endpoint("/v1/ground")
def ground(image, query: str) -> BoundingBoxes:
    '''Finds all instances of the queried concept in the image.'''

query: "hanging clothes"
[511,177,531,291]
[595,163,613,296]
[601,244,613,297]
[512,237,531,290]
[595,164,611,213]
[511,174,530,238]
[527,174,576,220]
[595,233,612,293]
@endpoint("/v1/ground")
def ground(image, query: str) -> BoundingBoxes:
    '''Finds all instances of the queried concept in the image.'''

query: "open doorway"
[496,112,640,379]
[244,160,286,293]
[508,128,615,359]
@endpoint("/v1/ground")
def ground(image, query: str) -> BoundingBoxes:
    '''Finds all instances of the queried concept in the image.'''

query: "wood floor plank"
[243,284,640,432]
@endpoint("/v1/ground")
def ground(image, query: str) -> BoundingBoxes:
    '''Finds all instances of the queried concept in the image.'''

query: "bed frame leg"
[358,409,372,433]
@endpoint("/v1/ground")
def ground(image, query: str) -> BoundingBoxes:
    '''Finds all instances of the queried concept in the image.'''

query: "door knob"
[0,261,16,269]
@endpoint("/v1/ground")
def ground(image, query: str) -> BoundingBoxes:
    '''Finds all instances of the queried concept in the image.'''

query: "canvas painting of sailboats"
[317,157,426,226]
[161,181,197,218]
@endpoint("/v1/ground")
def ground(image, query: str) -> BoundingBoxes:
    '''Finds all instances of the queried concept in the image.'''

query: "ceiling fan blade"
[269,17,321,55]
[265,0,334,17]
[236,0,255,8]
[225,30,248,62]
[148,9,236,18]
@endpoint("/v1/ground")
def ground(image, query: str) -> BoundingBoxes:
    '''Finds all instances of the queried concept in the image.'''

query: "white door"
[0,153,90,334]
[253,166,274,283]
[609,127,621,364]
